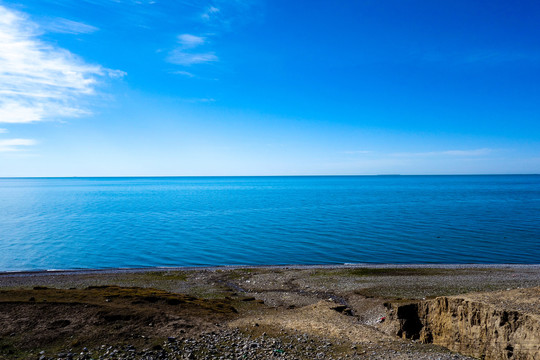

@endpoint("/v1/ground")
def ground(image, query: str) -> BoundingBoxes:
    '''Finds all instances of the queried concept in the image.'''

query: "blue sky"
[0,0,539,176]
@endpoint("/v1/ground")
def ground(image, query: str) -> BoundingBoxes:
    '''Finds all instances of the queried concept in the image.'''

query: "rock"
[386,287,540,360]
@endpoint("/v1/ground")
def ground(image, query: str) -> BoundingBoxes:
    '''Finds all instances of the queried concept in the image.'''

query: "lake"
[1,175,539,271]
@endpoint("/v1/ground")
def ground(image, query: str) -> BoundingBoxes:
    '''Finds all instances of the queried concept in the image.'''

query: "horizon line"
[0,173,539,179]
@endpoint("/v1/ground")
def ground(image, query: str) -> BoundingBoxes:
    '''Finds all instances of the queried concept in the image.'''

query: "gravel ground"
[36,328,474,360]
[2,264,539,360]
[3,264,540,299]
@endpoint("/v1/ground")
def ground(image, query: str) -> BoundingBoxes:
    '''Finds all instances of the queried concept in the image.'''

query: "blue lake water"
[0,175,539,271]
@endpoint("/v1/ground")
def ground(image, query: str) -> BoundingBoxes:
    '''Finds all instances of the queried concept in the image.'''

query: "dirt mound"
[385,287,540,360]
[231,300,393,343]
[0,286,237,358]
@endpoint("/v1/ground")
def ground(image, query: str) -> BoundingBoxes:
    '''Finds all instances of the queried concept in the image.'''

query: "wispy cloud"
[182,98,216,103]
[165,1,262,72]
[66,0,157,5]
[41,18,99,34]
[177,33,205,48]
[342,150,373,155]
[439,148,493,156]
[168,51,218,65]
[392,148,493,157]
[417,49,540,66]
[201,6,220,21]
[0,5,125,124]
[172,70,196,77]
[167,33,218,66]
[464,50,540,64]
[198,0,262,29]
[0,138,36,152]
[0,129,7,134]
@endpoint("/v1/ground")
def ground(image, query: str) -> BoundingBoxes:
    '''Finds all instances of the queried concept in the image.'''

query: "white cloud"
[0,138,36,152]
[342,150,373,155]
[198,1,261,29]
[173,70,195,77]
[392,148,493,157]
[0,5,125,124]
[201,6,220,21]
[418,49,540,66]
[167,1,261,70]
[167,51,218,65]
[0,128,7,133]
[189,98,215,103]
[42,18,99,34]
[440,148,492,156]
[177,33,205,48]
[167,33,218,66]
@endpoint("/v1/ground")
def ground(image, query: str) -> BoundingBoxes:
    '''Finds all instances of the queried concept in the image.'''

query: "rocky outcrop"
[385,287,540,360]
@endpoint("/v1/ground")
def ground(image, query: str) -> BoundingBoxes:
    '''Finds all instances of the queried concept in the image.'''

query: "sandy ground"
[1,264,539,359]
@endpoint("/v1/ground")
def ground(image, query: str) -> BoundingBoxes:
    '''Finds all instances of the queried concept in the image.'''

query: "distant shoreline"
[2,263,540,277]
[1,174,539,179]
[2,262,540,358]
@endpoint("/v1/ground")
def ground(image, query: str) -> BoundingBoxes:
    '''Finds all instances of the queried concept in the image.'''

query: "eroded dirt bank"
[385,287,540,360]
[0,265,539,359]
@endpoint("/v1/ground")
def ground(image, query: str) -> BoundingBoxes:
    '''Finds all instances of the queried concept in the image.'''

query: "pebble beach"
[1,264,540,359]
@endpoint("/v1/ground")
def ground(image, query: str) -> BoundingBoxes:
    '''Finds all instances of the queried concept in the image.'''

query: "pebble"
[33,328,475,360]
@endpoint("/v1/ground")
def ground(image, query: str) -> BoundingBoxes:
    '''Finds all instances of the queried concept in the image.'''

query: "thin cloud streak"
[167,33,217,66]
[166,1,261,70]
[416,49,540,66]
[172,70,195,77]
[391,148,493,157]
[177,33,205,48]
[342,150,373,155]
[167,51,218,65]
[199,0,262,29]
[201,6,220,21]
[0,5,124,123]
[41,18,99,34]
[182,98,216,103]
[0,138,36,152]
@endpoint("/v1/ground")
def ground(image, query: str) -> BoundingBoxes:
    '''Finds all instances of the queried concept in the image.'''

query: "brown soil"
[0,286,239,358]
[231,300,393,343]
[384,287,540,359]
[1,265,539,359]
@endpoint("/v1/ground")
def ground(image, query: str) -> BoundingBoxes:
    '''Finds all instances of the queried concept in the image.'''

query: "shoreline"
[1,263,540,359]
[2,263,540,277]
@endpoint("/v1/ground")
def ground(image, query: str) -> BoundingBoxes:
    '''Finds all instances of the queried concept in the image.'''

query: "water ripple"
[0,176,539,270]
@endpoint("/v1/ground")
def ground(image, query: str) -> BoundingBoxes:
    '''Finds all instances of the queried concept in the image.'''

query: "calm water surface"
[0,176,539,271]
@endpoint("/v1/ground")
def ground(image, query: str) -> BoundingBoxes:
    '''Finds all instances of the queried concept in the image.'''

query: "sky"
[0,0,539,176]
